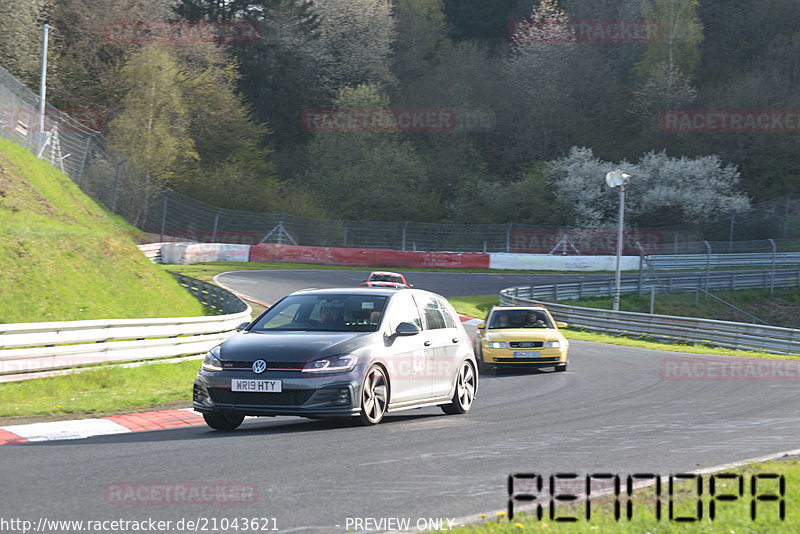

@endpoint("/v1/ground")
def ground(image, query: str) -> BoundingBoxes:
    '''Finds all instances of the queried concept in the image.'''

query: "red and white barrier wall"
[146,242,641,271]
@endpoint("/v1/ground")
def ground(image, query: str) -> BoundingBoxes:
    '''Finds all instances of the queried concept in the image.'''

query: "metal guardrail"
[500,275,800,354]
[0,277,251,379]
[649,253,800,270]
[517,270,800,301]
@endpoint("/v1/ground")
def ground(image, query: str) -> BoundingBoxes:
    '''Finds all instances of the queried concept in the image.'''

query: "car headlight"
[201,347,223,372]
[486,341,507,349]
[546,341,561,348]
[302,354,358,373]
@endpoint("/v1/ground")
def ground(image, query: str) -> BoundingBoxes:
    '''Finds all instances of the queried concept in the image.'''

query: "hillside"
[0,138,207,323]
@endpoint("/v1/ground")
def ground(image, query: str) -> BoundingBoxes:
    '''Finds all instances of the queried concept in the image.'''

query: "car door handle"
[424,340,432,347]
[452,338,459,343]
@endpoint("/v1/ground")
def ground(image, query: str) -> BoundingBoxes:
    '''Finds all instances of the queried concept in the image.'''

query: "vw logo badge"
[252,360,267,374]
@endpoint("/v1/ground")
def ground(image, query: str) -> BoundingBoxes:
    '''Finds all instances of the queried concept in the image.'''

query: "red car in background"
[361,271,412,289]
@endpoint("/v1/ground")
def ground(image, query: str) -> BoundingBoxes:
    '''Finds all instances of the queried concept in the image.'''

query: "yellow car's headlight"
[546,341,561,348]
[487,341,507,349]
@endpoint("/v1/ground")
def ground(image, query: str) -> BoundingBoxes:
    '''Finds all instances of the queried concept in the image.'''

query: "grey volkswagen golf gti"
[193,287,478,429]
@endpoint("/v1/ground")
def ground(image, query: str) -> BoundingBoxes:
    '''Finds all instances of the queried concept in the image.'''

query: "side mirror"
[235,322,250,331]
[476,322,485,329]
[395,321,421,336]
[557,322,568,329]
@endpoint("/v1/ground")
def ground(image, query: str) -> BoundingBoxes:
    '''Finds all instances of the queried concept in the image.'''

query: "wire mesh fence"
[2,62,799,256]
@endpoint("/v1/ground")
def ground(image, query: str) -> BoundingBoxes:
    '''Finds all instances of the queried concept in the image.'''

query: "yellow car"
[474,306,569,373]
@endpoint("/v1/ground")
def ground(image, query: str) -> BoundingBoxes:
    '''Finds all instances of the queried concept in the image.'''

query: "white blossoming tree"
[547,147,750,228]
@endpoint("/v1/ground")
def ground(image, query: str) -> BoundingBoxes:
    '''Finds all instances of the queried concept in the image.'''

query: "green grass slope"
[0,138,207,322]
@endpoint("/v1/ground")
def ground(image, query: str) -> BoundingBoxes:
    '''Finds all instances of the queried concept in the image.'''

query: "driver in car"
[319,305,343,327]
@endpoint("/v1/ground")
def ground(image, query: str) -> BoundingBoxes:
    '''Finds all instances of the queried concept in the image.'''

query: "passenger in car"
[493,313,510,328]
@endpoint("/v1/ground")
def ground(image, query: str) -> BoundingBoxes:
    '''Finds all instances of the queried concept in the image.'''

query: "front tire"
[476,348,494,375]
[441,361,476,415]
[555,362,567,372]
[359,365,389,425]
[203,412,244,431]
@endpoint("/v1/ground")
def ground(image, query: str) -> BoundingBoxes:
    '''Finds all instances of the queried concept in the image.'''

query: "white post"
[614,184,625,311]
[38,24,54,154]
[605,169,631,312]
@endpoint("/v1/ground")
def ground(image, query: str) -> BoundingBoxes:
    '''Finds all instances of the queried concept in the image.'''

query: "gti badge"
[252,359,267,374]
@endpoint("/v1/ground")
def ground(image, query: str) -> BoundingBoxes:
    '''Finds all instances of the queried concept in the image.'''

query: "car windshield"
[250,294,388,332]
[489,310,553,329]
[371,274,403,284]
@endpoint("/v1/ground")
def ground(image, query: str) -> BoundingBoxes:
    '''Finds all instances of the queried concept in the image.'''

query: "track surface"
[3,270,799,532]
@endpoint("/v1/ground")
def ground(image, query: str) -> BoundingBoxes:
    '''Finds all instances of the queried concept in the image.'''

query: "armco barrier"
[0,276,251,380]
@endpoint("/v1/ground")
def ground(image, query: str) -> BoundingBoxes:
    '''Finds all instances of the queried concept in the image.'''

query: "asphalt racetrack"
[3,270,799,532]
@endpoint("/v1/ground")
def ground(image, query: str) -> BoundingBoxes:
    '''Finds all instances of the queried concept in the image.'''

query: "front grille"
[221,361,305,370]
[509,341,544,349]
[209,388,314,406]
[493,357,560,363]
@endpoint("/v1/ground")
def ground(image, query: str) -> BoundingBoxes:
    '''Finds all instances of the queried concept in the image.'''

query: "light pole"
[605,169,631,311]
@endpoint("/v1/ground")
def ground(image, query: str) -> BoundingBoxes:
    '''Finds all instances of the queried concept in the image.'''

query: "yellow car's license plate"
[513,352,540,358]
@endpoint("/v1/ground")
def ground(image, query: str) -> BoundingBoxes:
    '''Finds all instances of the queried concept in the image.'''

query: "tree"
[392,0,450,82]
[49,0,174,112]
[0,0,47,85]
[174,0,326,156]
[634,0,703,80]
[547,146,750,228]
[630,60,696,123]
[107,46,198,185]
[301,84,442,221]
[504,0,580,159]
[312,0,397,89]
[442,0,520,44]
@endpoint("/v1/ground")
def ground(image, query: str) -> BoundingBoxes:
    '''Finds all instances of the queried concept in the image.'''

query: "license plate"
[513,351,540,358]
[231,379,282,392]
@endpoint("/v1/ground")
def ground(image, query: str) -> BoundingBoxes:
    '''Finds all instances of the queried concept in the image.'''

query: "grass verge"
[570,287,800,329]
[0,359,200,420]
[455,457,797,533]
[0,137,207,321]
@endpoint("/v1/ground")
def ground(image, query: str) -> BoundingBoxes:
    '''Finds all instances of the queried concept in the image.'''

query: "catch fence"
[1,63,799,255]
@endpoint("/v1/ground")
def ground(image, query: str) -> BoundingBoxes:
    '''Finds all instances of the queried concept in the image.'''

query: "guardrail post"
[401,221,408,252]
[769,238,777,297]
[703,240,711,296]
[506,223,513,253]
[650,287,655,314]
[728,215,735,252]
